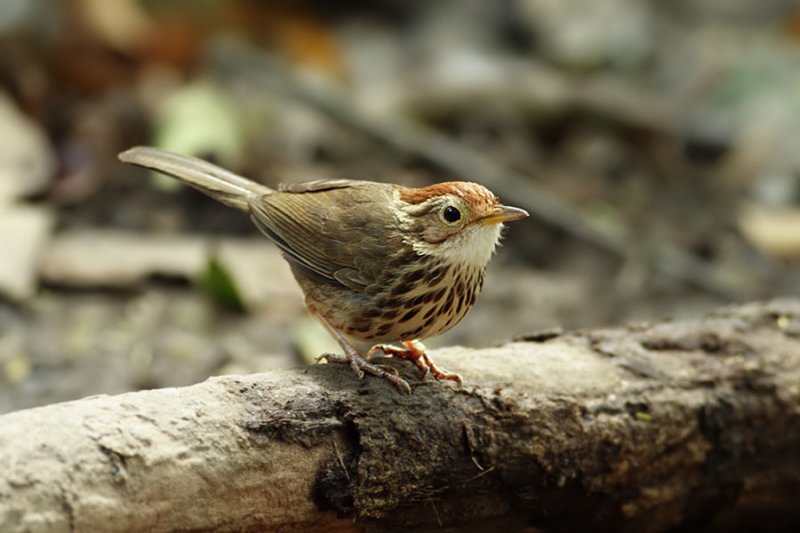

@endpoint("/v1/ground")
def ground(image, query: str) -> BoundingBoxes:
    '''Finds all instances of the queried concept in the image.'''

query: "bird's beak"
[478,205,529,225]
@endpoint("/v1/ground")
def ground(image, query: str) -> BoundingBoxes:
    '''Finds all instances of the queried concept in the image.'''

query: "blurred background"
[1,0,800,413]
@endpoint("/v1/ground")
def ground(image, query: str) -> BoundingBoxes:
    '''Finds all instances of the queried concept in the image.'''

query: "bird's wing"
[277,180,355,193]
[248,180,400,291]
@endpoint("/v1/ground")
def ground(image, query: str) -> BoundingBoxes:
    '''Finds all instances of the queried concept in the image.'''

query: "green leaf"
[151,80,245,192]
[196,256,245,311]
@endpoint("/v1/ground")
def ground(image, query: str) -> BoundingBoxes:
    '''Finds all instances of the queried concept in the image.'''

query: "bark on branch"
[1,300,799,532]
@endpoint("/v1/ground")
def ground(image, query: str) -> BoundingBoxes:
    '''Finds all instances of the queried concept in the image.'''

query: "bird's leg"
[368,342,430,377]
[313,313,411,393]
[368,340,463,385]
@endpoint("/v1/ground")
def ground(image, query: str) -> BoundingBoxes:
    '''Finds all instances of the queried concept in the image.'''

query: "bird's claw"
[317,351,410,393]
[315,352,339,364]
[367,341,462,386]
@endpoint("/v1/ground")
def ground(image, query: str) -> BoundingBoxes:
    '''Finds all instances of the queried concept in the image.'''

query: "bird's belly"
[294,260,485,345]
[347,266,484,343]
[340,301,465,343]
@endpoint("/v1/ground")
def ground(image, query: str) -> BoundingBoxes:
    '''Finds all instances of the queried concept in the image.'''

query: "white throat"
[412,222,503,268]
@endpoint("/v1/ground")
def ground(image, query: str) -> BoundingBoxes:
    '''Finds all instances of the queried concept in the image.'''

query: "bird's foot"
[317,352,411,394]
[312,311,411,392]
[368,340,462,385]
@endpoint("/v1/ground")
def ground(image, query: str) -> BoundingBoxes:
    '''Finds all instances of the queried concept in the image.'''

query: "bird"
[118,146,528,392]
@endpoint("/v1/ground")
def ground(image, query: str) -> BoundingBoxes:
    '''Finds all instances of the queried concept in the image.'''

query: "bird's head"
[396,182,528,267]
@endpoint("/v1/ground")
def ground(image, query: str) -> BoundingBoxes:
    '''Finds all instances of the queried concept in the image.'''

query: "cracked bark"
[1,300,799,532]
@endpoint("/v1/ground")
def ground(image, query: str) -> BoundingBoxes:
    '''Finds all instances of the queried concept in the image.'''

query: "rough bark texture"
[1,300,799,532]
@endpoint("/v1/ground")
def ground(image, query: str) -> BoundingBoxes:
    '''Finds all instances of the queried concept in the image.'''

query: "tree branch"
[1,300,799,531]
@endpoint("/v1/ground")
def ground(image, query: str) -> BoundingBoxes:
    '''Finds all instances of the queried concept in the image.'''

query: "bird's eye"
[442,205,462,224]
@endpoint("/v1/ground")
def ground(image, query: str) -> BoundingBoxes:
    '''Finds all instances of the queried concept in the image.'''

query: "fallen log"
[1,300,799,531]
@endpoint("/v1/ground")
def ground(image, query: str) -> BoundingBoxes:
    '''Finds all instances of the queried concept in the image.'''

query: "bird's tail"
[118,146,272,212]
